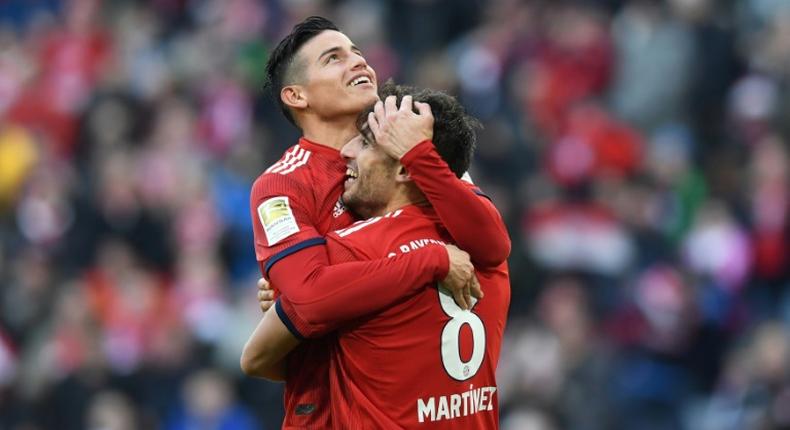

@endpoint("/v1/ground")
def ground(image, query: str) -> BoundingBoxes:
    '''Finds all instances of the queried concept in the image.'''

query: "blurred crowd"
[0,0,788,429]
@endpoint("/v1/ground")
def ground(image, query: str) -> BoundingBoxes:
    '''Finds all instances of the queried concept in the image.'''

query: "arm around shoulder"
[401,142,511,267]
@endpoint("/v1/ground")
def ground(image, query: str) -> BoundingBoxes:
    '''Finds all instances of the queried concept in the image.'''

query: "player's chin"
[341,188,354,204]
[348,85,378,104]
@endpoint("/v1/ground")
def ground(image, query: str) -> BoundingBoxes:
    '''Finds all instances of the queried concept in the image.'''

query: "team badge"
[257,196,300,245]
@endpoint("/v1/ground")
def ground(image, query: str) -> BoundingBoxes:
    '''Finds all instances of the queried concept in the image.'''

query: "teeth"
[346,168,358,178]
[349,76,370,87]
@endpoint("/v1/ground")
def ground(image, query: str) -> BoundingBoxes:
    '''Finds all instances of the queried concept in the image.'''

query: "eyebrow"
[317,45,364,62]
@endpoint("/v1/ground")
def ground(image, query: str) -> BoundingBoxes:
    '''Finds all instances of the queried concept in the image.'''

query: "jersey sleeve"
[250,173,323,271]
[400,141,511,267]
[271,240,448,339]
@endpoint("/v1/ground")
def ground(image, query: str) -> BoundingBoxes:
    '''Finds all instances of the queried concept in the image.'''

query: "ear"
[394,165,412,184]
[281,85,308,110]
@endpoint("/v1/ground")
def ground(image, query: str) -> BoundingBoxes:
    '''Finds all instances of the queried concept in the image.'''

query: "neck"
[373,185,427,217]
[299,113,360,150]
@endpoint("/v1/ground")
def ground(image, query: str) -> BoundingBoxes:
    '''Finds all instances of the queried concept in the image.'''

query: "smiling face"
[290,30,378,121]
[340,133,400,219]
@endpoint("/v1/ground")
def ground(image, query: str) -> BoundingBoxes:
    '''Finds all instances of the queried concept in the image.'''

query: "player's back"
[326,205,511,429]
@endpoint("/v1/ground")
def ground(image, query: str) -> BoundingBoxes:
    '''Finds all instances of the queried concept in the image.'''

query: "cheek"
[306,73,343,98]
[370,168,392,192]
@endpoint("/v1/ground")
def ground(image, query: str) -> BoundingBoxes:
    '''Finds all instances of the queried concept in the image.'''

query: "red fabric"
[251,138,462,428]
[276,210,450,338]
[250,138,356,429]
[250,138,355,273]
[311,205,510,429]
[401,141,511,267]
[251,137,507,428]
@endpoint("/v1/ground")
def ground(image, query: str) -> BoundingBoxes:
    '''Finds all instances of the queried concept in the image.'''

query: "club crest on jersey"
[332,198,347,218]
[257,196,300,246]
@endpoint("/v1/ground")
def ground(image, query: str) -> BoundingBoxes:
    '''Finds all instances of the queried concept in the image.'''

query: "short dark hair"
[265,16,339,126]
[357,82,480,178]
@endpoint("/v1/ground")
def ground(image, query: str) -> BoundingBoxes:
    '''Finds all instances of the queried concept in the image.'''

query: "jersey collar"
[399,203,436,219]
[299,137,343,158]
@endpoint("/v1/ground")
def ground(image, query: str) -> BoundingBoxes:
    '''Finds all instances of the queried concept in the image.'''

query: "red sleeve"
[250,173,323,270]
[401,141,511,267]
[269,241,449,339]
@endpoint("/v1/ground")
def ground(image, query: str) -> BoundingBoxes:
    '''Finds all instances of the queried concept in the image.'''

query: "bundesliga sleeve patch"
[257,196,300,246]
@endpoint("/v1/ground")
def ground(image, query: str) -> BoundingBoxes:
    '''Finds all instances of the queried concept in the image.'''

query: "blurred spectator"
[86,390,139,430]
[609,0,694,131]
[0,1,788,429]
[166,369,259,430]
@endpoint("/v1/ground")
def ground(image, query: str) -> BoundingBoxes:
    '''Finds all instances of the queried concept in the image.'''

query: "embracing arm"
[240,307,293,381]
[268,241,477,339]
[247,173,477,373]
[240,242,476,377]
[402,141,511,267]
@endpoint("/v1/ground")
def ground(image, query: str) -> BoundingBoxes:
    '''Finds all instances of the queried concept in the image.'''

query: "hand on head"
[366,95,434,160]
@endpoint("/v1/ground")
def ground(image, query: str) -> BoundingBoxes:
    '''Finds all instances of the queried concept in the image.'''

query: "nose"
[341,136,362,160]
[350,51,368,71]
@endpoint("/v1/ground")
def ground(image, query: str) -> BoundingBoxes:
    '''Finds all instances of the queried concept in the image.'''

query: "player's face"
[341,134,399,218]
[297,30,378,119]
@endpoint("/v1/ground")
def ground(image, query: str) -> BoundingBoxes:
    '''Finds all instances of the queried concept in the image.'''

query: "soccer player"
[246,17,510,428]
[247,83,511,428]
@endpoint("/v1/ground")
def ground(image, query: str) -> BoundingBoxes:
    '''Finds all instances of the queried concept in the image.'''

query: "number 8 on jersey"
[438,286,486,381]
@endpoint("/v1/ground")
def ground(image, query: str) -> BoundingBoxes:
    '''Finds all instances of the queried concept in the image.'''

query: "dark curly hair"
[265,16,339,126]
[357,81,481,178]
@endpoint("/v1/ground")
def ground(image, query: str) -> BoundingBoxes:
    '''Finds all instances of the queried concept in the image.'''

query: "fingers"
[415,101,432,117]
[384,95,397,114]
[256,277,275,313]
[374,99,385,120]
[463,285,472,309]
[259,300,274,313]
[452,286,470,311]
[369,100,385,139]
[399,95,413,113]
[257,288,274,302]
[469,275,483,300]
[258,277,273,293]
[367,112,380,137]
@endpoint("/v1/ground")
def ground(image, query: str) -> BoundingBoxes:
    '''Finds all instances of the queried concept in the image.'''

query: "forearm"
[402,141,511,266]
[240,307,297,381]
[272,245,449,339]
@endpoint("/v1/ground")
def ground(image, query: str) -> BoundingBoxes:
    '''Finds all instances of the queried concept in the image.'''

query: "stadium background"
[0,0,789,428]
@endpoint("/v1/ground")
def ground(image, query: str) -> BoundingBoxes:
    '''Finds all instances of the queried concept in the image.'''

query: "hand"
[367,95,434,160]
[441,245,483,310]
[257,277,275,313]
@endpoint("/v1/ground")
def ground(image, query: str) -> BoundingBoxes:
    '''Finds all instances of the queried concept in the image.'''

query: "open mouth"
[348,75,373,87]
[345,167,359,187]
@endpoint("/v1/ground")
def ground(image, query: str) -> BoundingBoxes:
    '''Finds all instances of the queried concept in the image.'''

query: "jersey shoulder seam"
[264,145,313,175]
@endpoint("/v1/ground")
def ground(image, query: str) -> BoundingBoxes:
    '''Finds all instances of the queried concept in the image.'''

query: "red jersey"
[251,139,452,429]
[251,138,511,429]
[321,205,511,429]
[250,138,353,429]
[251,138,355,266]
